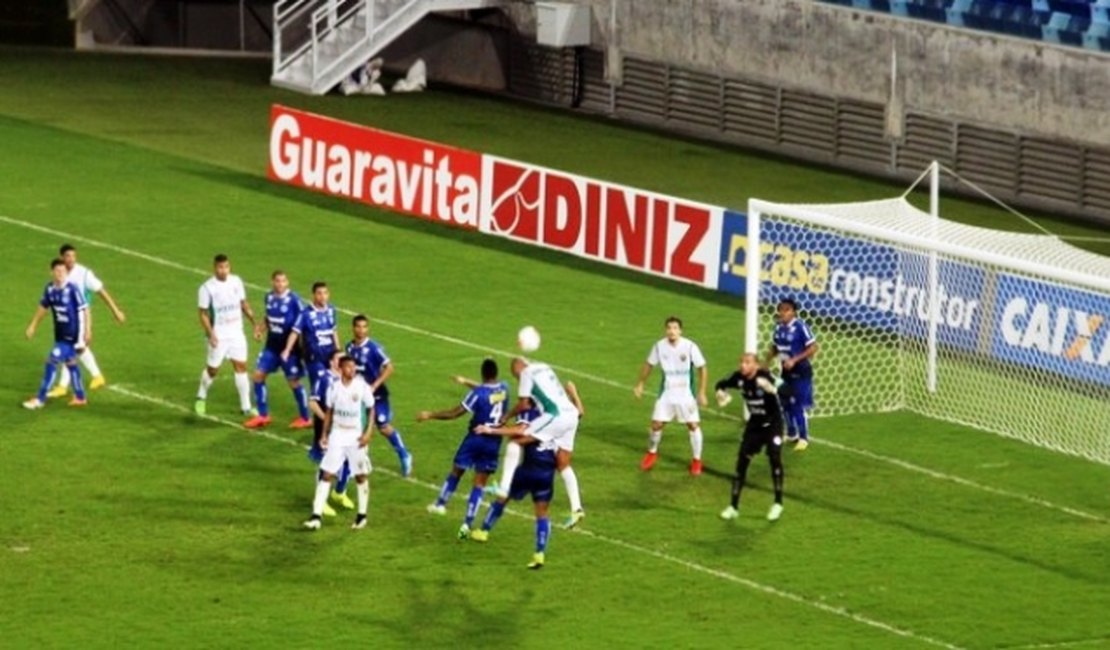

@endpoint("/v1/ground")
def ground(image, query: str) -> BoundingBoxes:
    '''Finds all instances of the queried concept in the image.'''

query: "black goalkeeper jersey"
[716,369,785,430]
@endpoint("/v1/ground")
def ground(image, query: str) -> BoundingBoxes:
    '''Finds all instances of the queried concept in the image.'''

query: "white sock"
[58,361,72,388]
[560,466,582,513]
[80,348,102,378]
[312,479,331,516]
[234,372,251,411]
[690,427,704,460]
[197,370,214,399]
[648,429,662,453]
[357,480,369,515]
[499,442,522,493]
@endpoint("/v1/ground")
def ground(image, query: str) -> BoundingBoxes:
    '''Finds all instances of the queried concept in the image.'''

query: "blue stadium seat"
[1082,19,1110,47]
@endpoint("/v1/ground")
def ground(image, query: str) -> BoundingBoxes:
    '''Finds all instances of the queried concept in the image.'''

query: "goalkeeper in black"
[714,353,785,522]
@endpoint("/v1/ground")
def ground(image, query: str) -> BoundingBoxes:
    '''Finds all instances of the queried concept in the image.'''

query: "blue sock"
[68,365,85,400]
[254,381,268,417]
[482,500,506,532]
[387,430,409,459]
[436,473,461,506]
[292,385,309,420]
[335,461,351,493]
[464,486,484,526]
[791,403,809,440]
[536,517,550,553]
[36,363,58,402]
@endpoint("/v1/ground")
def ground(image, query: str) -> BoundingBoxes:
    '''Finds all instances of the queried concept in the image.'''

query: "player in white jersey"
[633,316,709,475]
[48,243,126,397]
[479,357,587,529]
[194,254,257,417]
[304,356,375,531]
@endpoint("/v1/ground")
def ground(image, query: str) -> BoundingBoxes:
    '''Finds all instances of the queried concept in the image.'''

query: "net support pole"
[926,160,940,393]
[745,203,762,355]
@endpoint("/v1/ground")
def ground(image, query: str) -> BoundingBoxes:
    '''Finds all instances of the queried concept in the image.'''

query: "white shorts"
[525,412,579,452]
[320,432,372,477]
[651,392,700,424]
[205,331,248,367]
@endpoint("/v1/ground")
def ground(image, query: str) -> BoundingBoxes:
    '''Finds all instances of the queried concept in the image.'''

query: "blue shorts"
[46,341,79,364]
[452,436,500,475]
[373,396,392,427]
[306,361,328,387]
[779,377,813,410]
[508,466,555,503]
[255,348,304,379]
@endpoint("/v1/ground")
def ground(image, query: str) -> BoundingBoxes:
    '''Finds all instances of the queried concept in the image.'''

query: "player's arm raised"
[452,375,478,388]
[416,404,467,422]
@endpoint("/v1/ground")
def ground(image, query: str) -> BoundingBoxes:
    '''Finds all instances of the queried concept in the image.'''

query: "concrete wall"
[506,0,1110,145]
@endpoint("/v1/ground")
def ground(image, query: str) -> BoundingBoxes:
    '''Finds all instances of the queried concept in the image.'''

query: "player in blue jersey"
[306,349,350,517]
[244,270,312,430]
[48,243,126,398]
[23,258,90,410]
[469,421,558,570]
[416,359,509,539]
[281,281,339,391]
[765,298,818,451]
[346,314,413,478]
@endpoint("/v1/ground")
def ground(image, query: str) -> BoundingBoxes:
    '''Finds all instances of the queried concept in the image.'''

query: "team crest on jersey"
[680,354,687,362]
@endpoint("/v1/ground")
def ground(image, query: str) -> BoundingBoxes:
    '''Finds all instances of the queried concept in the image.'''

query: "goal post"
[744,163,1110,464]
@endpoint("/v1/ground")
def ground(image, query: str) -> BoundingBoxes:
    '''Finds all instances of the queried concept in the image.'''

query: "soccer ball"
[517,325,541,353]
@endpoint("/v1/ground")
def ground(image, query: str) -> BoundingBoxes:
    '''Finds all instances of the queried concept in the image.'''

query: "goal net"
[745,166,1110,465]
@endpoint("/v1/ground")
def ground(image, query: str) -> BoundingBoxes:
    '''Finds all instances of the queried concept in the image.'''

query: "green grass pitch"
[0,48,1108,649]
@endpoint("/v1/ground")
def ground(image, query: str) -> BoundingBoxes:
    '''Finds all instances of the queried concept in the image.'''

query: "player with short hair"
[194,254,257,416]
[416,358,509,539]
[47,243,125,397]
[633,316,709,475]
[487,357,585,530]
[307,349,348,517]
[469,421,558,570]
[304,355,375,531]
[765,298,818,451]
[24,258,90,409]
[244,270,312,429]
[715,353,786,521]
[346,314,413,478]
[281,281,339,391]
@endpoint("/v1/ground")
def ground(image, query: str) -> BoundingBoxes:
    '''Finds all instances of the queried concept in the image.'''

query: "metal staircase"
[272,0,505,95]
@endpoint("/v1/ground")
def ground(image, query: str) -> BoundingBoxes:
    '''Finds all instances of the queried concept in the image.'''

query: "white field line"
[3,214,1105,526]
[1003,637,1110,649]
[108,383,964,650]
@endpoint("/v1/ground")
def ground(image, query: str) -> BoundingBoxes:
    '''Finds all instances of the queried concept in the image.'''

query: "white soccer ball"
[517,325,541,353]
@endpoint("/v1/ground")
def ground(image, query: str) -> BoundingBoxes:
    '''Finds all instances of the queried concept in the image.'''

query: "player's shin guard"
[560,466,583,513]
[732,453,753,509]
[436,473,460,506]
[335,461,351,494]
[536,517,550,553]
[233,372,251,412]
[464,487,483,526]
[79,348,102,378]
[312,479,331,517]
[291,385,309,420]
[253,381,269,417]
[689,427,704,460]
[498,442,522,494]
[356,480,369,515]
[197,369,214,400]
[648,428,662,453]
[386,429,409,459]
[482,500,506,531]
[68,364,85,400]
[769,450,785,504]
[37,363,58,402]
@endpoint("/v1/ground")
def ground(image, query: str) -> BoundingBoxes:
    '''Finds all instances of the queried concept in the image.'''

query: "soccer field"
[1,48,1108,649]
